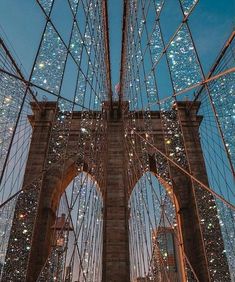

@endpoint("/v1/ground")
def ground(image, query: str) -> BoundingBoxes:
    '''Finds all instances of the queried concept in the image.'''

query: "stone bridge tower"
[2,101,230,281]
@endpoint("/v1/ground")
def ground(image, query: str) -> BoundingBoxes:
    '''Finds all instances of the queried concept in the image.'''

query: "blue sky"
[0,0,234,89]
[0,1,234,272]
[108,0,235,88]
[190,0,235,70]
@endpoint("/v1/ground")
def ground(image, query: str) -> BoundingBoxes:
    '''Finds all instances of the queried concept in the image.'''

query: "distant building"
[0,202,16,265]
[150,227,182,282]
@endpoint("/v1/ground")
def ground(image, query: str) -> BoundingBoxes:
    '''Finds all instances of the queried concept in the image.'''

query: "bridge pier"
[2,101,230,281]
[102,107,130,281]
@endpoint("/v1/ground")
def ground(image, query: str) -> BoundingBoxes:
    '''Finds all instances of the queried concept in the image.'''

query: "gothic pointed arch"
[128,171,184,281]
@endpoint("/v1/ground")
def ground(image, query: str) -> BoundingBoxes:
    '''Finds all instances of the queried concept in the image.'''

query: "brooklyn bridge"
[0,0,234,281]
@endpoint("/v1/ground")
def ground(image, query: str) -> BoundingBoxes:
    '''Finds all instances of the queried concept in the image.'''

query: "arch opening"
[37,166,104,282]
[128,171,187,282]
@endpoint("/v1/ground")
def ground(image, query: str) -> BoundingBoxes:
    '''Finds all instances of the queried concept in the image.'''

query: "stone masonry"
[2,101,229,282]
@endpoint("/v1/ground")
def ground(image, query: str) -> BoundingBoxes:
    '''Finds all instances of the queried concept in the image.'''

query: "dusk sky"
[0,0,234,89]
[0,2,234,280]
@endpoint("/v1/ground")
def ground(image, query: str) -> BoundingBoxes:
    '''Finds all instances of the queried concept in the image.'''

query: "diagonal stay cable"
[131,128,235,211]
